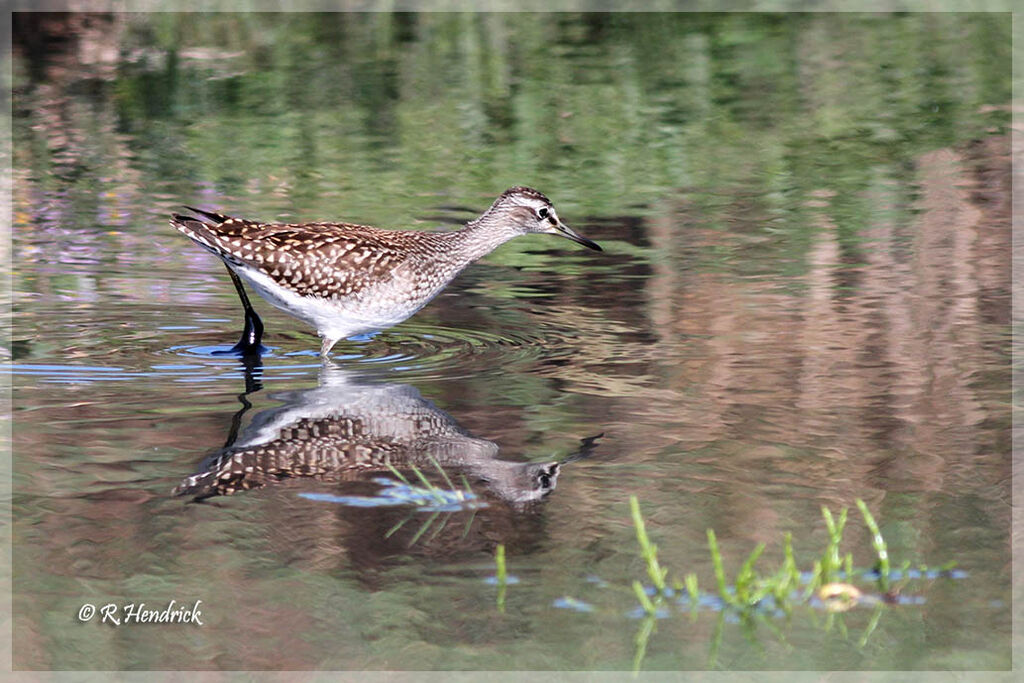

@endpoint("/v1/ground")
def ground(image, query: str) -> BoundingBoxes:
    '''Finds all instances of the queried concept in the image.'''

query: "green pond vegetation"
[321,463,967,670]
[497,493,960,671]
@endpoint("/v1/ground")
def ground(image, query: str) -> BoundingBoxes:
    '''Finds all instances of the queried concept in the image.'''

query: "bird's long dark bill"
[556,222,602,251]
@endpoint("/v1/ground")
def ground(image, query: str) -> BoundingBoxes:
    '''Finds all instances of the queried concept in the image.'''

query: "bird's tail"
[170,206,236,261]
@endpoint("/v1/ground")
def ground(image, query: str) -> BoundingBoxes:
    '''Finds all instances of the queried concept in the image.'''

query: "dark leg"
[179,353,264,503]
[224,354,263,448]
[224,265,265,354]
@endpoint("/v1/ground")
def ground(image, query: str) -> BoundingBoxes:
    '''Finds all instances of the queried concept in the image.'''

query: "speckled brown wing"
[171,210,413,300]
[173,415,400,498]
[244,222,416,299]
[172,407,485,498]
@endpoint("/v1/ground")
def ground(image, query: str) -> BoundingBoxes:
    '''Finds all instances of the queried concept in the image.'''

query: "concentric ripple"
[9,317,581,385]
[336,322,565,378]
[172,321,574,381]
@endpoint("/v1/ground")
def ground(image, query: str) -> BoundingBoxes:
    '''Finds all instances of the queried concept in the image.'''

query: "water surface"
[9,12,1012,671]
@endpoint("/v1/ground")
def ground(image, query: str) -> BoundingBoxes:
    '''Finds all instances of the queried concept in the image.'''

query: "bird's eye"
[537,208,549,219]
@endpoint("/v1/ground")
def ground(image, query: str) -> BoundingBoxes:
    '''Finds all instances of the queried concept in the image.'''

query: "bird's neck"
[451,214,520,262]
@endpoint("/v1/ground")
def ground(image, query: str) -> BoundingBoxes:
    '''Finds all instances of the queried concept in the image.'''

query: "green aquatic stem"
[859,602,885,648]
[386,460,476,506]
[707,528,737,607]
[630,496,668,593]
[496,543,507,583]
[735,543,768,605]
[384,513,411,539]
[408,510,441,546]
[409,463,445,502]
[855,499,890,589]
[496,543,508,613]
[822,505,848,546]
[425,511,451,544]
[820,505,848,582]
[752,609,791,651]
[385,462,412,487]
[685,572,700,608]
[461,508,478,539]
[835,612,849,639]
[707,612,725,669]
[738,612,767,655]
[772,532,798,604]
[632,580,657,615]
[802,560,823,601]
[615,496,936,659]
[632,612,657,675]
[429,456,458,494]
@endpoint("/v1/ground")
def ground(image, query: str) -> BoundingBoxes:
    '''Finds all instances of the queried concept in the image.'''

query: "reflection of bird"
[174,365,573,507]
[171,187,601,356]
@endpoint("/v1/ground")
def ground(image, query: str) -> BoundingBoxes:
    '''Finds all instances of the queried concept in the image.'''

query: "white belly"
[231,265,411,341]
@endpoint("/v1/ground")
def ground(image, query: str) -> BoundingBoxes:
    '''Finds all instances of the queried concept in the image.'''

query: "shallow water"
[9,12,1012,671]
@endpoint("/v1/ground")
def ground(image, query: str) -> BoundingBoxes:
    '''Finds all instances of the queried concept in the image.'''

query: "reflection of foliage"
[300,459,486,553]
[15,13,1010,231]
[10,12,1012,435]
[12,13,1011,338]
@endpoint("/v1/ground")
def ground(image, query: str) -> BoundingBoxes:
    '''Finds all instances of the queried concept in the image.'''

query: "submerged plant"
[820,505,848,583]
[856,498,890,591]
[495,543,508,613]
[561,497,964,672]
[301,458,484,513]
[302,459,485,549]
[630,496,668,600]
[384,458,482,510]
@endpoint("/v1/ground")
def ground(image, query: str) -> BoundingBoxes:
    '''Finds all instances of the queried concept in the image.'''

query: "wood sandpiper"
[173,365,567,505]
[171,187,601,356]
